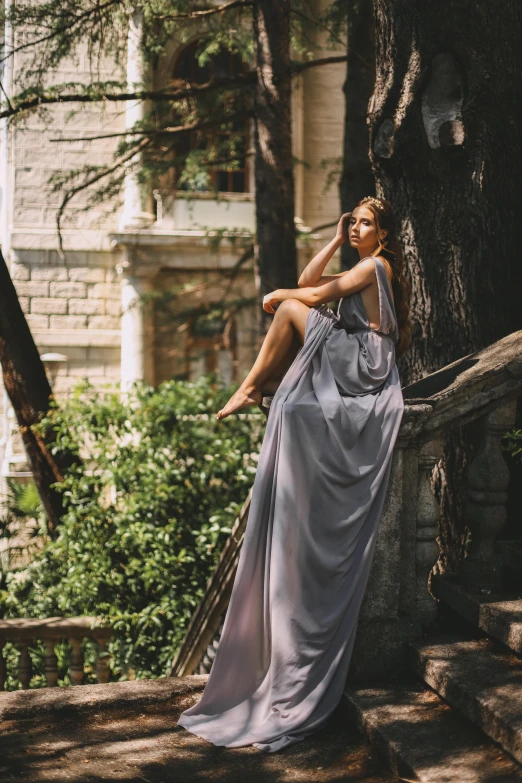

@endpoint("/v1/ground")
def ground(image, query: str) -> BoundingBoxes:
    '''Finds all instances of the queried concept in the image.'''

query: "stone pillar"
[460,400,517,589]
[119,8,155,230]
[416,437,443,624]
[348,447,421,680]
[117,258,158,391]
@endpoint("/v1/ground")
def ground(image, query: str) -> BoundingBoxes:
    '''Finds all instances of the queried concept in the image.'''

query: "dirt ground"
[0,683,395,783]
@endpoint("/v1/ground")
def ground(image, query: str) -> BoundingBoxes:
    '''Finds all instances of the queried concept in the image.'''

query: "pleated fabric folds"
[177,257,405,752]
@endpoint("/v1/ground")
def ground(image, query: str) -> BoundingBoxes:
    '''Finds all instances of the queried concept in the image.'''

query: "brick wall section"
[9,255,121,392]
[11,259,121,331]
[13,47,125,236]
[52,347,121,394]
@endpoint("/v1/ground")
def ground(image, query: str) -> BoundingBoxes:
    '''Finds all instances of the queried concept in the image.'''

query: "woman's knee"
[275,298,308,339]
[276,298,304,319]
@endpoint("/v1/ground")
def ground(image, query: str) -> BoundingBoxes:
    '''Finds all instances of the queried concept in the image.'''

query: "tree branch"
[50,112,254,143]
[292,55,349,75]
[56,137,151,255]
[0,0,123,66]
[0,73,255,120]
[157,0,252,21]
[0,56,348,121]
[290,7,347,48]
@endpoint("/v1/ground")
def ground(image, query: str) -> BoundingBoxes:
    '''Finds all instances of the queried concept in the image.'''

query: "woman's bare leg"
[259,332,301,395]
[217,299,310,420]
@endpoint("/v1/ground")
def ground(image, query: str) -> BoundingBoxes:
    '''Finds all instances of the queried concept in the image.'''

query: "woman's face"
[348,206,380,253]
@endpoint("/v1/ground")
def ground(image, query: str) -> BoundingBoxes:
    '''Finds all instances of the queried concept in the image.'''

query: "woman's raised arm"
[297,214,351,287]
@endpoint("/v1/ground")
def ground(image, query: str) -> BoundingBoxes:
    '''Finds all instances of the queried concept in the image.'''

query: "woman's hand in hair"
[335,213,351,245]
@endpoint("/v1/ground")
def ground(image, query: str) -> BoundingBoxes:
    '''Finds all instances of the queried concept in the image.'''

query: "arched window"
[173,41,250,194]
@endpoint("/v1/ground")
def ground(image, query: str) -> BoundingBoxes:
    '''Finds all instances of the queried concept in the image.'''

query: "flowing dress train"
[177,256,405,752]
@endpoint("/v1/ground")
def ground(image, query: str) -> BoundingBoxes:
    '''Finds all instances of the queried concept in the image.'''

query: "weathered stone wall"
[11,47,125,250]
[8,250,122,395]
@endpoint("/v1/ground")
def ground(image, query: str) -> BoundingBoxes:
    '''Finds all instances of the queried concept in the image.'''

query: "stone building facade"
[0,4,346,498]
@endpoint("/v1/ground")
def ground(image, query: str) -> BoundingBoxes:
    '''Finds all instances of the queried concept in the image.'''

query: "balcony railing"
[152,190,256,233]
[0,617,112,689]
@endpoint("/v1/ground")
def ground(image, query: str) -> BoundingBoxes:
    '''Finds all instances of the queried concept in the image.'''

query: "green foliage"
[502,428,522,462]
[4,478,43,521]
[0,377,263,683]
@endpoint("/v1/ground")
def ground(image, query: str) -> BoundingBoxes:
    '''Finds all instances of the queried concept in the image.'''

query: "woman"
[177,196,411,752]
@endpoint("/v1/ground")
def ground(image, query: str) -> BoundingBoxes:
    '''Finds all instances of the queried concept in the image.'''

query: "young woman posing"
[178,196,411,753]
[217,195,410,420]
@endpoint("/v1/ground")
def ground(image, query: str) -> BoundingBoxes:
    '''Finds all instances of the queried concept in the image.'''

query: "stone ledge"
[0,675,207,722]
[432,573,522,655]
[0,616,112,641]
[32,329,121,348]
[0,678,385,783]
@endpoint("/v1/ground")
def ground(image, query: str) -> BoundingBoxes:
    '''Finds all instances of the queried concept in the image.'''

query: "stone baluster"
[69,638,84,686]
[18,643,32,689]
[416,438,443,624]
[0,618,112,690]
[96,638,110,684]
[0,642,6,690]
[461,399,517,589]
[44,639,59,687]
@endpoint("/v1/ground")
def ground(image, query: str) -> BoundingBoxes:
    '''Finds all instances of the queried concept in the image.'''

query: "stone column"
[348,447,421,680]
[117,257,158,391]
[119,8,155,230]
[416,437,443,624]
[461,400,517,589]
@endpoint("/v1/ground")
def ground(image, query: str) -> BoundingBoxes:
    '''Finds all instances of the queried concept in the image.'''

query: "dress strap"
[372,257,399,341]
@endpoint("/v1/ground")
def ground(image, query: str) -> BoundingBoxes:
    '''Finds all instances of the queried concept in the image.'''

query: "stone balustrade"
[171,330,522,680]
[0,617,112,690]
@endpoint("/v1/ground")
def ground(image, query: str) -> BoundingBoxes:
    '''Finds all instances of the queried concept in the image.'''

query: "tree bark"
[253,0,297,308]
[0,251,78,536]
[340,0,376,271]
[370,0,522,571]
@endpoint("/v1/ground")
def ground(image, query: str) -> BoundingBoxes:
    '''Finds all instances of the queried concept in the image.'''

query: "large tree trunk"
[340,0,376,271]
[369,0,522,571]
[253,0,297,307]
[0,251,78,536]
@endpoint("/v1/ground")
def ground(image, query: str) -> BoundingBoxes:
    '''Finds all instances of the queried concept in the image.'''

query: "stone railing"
[0,618,112,690]
[171,489,253,677]
[171,330,522,679]
[350,330,522,679]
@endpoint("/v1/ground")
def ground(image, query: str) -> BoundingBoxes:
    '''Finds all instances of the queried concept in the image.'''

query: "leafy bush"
[0,377,263,682]
[503,427,522,462]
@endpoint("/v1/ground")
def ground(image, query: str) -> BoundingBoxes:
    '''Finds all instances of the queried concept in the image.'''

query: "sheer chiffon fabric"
[177,257,405,752]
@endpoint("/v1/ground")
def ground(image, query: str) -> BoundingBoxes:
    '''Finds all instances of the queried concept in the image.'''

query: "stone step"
[0,676,391,782]
[344,679,522,782]
[432,572,522,655]
[408,633,522,765]
[497,540,522,590]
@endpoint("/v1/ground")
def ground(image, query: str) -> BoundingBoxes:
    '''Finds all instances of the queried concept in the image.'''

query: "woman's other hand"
[263,290,282,314]
[335,213,351,245]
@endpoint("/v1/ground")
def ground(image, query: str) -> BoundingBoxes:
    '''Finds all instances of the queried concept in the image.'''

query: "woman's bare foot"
[216,385,262,420]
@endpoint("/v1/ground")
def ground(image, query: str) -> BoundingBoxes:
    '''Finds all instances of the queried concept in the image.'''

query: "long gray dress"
[177,256,405,752]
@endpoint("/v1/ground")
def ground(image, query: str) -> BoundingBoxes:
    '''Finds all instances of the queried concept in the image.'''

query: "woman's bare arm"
[297,214,350,287]
[263,257,376,312]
